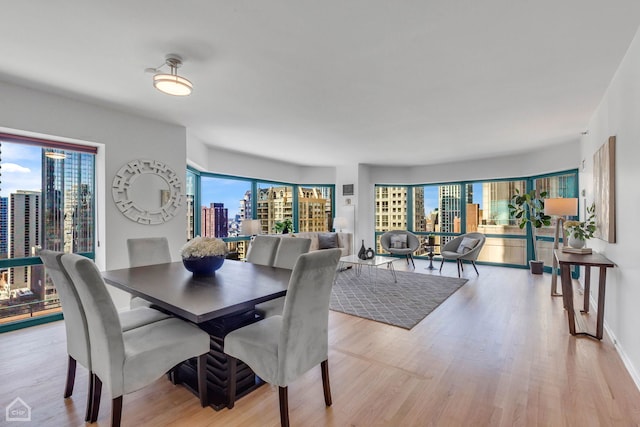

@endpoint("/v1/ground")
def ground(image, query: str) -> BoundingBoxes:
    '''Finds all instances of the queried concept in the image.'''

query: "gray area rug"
[330,268,468,329]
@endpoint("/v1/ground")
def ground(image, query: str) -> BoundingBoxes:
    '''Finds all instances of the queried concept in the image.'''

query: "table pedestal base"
[175,308,263,410]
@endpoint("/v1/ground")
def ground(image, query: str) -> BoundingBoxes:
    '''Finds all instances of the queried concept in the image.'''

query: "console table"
[554,250,615,340]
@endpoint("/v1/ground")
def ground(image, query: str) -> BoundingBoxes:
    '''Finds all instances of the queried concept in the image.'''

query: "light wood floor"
[2,260,640,426]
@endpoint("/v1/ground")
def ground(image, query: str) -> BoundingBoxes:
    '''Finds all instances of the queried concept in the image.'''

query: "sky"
[0,143,42,198]
[200,176,251,218]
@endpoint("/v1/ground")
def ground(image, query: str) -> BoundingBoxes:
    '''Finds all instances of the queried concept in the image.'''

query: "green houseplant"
[564,203,596,248]
[273,218,294,234]
[508,189,551,274]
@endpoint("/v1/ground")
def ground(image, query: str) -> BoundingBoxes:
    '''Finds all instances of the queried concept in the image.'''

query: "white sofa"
[286,232,352,257]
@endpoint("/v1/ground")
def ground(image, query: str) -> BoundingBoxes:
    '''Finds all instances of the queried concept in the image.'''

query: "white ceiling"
[1,1,639,167]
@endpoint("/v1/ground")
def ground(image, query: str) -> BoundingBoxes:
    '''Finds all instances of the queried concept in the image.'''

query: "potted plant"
[180,236,229,276]
[508,189,551,274]
[564,203,596,248]
[273,218,293,234]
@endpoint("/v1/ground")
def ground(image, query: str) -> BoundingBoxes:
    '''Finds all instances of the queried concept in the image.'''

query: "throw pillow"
[389,234,407,249]
[318,233,339,249]
[456,237,479,254]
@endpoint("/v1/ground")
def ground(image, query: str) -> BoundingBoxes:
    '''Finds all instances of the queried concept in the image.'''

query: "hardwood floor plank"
[2,262,640,426]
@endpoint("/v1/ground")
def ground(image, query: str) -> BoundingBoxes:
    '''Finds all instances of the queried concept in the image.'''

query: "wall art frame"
[593,136,616,243]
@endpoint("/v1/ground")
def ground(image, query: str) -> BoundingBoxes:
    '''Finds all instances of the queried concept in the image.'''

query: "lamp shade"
[241,219,262,236]
[544,198,578,216]
[333,217,348,230]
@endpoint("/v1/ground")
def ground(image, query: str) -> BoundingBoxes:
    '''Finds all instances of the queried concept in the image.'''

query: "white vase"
[568,235,585,249]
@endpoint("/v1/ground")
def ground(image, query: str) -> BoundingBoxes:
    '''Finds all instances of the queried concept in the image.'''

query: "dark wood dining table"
[102,259,292,409]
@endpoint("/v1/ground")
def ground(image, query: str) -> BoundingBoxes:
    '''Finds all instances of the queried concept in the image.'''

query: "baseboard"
[580,280,640,393]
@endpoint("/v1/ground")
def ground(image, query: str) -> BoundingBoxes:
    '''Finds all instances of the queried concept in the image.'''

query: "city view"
[0,139,95,323]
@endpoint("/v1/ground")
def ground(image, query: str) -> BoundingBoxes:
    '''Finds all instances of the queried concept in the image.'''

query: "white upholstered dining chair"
[224,248,342,427]
[245,235,281,266]
[126,237,172,308]
[254,237,312,318]
[39,250,171,422]
[60,253,210,427]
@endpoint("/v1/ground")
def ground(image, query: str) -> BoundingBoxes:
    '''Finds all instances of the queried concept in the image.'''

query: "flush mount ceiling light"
[151,55,193,96]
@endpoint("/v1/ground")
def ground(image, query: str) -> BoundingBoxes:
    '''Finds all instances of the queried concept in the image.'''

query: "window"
[189,171,335,259]
[0,134,96,327]
[375,170,578,270]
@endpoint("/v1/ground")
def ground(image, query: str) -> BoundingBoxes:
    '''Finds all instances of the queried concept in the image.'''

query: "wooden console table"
[554,250,615,340]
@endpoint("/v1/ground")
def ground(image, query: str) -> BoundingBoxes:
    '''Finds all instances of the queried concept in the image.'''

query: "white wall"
[0,81,188,307]
[580,26,640,387]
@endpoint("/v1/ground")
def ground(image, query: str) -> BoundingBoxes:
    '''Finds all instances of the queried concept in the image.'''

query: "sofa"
[285,232,352,257]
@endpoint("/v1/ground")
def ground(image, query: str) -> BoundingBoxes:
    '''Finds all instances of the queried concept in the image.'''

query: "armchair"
[380,230,421,267]
[439,232,486,277]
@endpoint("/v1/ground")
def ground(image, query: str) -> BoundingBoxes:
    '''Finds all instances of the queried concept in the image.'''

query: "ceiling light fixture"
[152,55,193,96]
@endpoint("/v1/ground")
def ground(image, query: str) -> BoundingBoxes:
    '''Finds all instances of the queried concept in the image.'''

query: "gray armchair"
[439,232,486,277]
[380,230,421,267]
[60,253,210,427]
[224,248,342,427]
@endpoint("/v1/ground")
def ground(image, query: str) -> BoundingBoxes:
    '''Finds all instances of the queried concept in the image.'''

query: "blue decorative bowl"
[182,256,225,276]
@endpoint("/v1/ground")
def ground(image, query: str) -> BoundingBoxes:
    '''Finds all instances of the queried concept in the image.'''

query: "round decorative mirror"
[112,159,184,224]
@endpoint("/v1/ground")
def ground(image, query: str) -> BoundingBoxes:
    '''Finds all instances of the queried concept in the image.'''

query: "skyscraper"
[42,150,95,252]
[201,202,229,238]
[8,191,41,290]
[0,197,7,259]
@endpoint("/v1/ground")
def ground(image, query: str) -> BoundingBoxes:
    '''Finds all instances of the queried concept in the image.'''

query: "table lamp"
[241,219,262,236]
[333,216,348,232]
[545,198,578,296]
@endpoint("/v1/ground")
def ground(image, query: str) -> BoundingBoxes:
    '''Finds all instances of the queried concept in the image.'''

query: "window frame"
[0,133,97,333]
[374,168,579,271]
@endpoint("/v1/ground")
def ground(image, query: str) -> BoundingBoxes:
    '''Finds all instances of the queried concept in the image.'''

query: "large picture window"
[188,171,335,260]
[376,170,578,269]
[0,134,96,328]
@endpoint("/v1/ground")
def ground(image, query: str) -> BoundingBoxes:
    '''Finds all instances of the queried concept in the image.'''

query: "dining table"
[103,259,292,409]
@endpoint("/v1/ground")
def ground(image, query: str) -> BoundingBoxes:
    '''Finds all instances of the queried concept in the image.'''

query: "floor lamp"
[545,198,578,296]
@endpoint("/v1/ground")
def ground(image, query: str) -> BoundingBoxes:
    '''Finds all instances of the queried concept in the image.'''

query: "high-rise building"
[0,197,7,259]
[375,186,409,232]
[413,187,426,232]
[298,187,327,232]
[8,191,41,291]
[201,202,228,238]
[481,181,526,226]
[256,186,293,234]
[42,150,95,253]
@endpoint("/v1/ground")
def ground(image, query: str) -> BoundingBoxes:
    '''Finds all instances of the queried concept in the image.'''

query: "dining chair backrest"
[246,235,280,266]
[61,253,126,397]
[273,237,312,269]
[277,248,342,385]
[39,250,90,369]
[127,237,172,267]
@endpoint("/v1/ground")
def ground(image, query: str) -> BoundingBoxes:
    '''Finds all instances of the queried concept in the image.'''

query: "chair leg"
[85,372,95,422]
[197,354,208,407]
[227,356,237,409]
[111,396,123,427]
[91,375,102,423]
[64,355,76,398]
[471,261,479,275]
[278,386,290,427]
[321,360,332,406]
[439,258,445,272]
[456,260,461,277]
[408,254,415,268]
